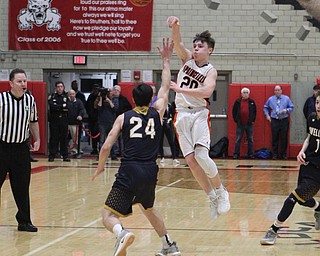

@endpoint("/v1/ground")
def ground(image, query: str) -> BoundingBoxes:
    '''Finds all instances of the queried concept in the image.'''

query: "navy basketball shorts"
[105,161,158,217]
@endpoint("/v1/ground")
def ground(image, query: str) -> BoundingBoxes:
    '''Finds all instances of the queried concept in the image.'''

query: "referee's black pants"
[0,140,32,224]
[271,117,289,158]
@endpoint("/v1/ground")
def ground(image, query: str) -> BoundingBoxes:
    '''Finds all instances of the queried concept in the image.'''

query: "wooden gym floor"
[0,156,320,256]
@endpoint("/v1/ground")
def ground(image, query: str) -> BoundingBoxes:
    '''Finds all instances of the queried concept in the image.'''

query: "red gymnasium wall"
[0,81,47,154]
[118,81,155,108]
[227,83,292,157]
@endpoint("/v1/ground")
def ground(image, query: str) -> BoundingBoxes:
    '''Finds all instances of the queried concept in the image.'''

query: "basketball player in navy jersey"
[167,16,230,219]
[261,91,320,245]
[92,38,181,256]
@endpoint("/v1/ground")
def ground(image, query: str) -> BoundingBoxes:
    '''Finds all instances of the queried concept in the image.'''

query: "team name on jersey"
[183,65,206,83]
[309,127,320,138]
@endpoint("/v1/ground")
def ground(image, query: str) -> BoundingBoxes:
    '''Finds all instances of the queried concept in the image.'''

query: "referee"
[0,68,40,232]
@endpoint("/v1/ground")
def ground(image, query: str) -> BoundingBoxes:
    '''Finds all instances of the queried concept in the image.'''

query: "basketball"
[167,16,180,28]
[129,0,152,7]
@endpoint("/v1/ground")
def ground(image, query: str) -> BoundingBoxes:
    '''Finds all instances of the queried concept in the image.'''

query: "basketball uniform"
[105,107,162,217]
[299,112,320,185]
[174,59,214,156]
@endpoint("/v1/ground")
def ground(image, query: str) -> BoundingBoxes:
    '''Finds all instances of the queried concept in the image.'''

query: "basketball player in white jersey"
[167,16,230,219]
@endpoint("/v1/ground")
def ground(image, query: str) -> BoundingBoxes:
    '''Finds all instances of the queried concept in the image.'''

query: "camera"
[98,88,111,98]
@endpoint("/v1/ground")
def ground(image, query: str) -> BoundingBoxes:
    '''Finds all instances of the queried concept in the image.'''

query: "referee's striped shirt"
[0,91,38,143]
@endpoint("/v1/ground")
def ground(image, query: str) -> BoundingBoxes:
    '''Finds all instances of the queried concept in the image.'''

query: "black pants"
[271,118,289,157]
[159,122,177,159]
[49,118,69,158]
[0,141,32,224]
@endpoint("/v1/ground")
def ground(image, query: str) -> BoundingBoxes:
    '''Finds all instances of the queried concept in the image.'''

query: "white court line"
[23,178,184,255]
[155,178,184,193]
[22,219,101,256]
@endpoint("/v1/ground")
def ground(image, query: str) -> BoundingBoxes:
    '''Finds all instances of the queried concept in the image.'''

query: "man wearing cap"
[232,87,257,159]
[303,84,320,120]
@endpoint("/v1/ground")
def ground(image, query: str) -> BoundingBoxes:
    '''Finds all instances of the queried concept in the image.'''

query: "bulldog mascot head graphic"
[17,0,61,31]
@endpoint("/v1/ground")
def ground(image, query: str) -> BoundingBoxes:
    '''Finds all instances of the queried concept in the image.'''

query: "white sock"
[161,234,173,248]
[207,189,217,197]
[313,201,320,210]
[112,224,123,237]
[274,220,283,227]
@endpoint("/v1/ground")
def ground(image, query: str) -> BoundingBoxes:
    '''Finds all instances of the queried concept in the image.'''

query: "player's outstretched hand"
[156,37,173,61]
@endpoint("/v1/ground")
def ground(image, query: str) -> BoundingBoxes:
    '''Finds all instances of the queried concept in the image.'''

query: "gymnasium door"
[208,72,231,146]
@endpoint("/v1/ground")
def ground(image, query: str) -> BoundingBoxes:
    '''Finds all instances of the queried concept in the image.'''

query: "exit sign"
[73,55,87,65]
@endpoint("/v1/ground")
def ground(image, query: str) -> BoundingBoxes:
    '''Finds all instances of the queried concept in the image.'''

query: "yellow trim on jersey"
[133,106,149,115]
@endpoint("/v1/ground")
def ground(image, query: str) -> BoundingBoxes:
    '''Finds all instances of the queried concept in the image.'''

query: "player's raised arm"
[167,16,192,64]
[153,37,173,120]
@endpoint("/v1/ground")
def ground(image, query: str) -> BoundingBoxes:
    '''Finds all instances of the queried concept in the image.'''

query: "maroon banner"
[9,0,153,51]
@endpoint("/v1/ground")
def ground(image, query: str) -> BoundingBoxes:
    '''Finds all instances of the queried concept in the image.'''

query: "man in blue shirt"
[263,85,294,160]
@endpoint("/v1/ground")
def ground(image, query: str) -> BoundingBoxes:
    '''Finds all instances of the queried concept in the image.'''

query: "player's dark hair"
[132,83,153,107]
[316,91,320,98]
[193,30,215,50]
[9,68,26,81]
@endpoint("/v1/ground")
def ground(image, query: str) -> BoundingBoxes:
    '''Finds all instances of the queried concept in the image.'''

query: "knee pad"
[299,198,317,207]
[194,146,218,178]
[278,193,297,222]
